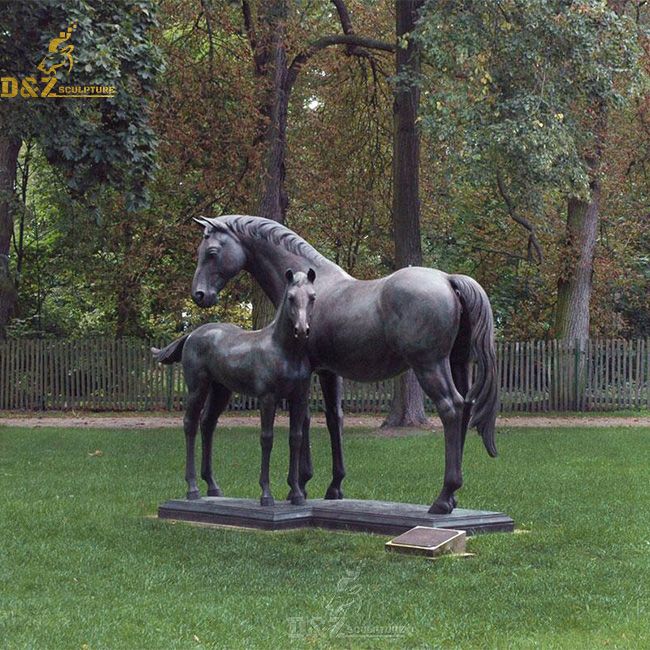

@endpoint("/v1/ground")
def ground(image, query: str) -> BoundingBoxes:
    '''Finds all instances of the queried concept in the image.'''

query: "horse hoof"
[207,488,223,497]
[289,494,306,506]
[187,490,201,501]
[428,499,454,515]
[260,495,275,507]
[324,487,344,500]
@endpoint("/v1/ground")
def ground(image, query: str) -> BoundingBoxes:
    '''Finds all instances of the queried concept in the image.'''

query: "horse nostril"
[294,327,299,339]
[305,327,310,337]
[194,291,205,303]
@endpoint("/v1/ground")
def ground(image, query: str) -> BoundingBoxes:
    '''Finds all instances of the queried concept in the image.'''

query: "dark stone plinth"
[158,497,514,536]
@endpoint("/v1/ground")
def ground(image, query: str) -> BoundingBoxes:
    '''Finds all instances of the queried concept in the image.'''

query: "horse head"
[191,216,247,307]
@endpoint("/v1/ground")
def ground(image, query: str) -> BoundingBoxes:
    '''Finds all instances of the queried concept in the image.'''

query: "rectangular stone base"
[158,497,514,536]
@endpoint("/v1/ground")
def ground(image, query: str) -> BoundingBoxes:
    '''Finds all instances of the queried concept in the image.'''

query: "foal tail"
[448,275,499,457]
[151,334,189,364]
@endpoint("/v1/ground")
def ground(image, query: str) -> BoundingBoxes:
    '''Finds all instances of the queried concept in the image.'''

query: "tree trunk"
[555,180,601,341]
[251,0,290,329]
[0,133,21,339]
[115,276,143,338]
[554,183,600,409]
[383,0,428,428]
[115,220,143,338]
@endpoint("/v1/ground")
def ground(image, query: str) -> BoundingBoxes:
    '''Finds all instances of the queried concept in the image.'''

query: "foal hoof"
[324,486,344,500]
[207,487,223,497]
[260,495,275,507]
[187,490,201,501]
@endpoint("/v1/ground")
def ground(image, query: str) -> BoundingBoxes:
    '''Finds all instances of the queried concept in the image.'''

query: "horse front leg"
[200,383,231,497]
[287,387,309,505]
[319,370,346,500]
[259,395,277,506]
[184,382,209,500]
[415,361,465,514]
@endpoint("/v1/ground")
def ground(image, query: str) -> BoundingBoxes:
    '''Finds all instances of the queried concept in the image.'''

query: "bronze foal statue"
[154,269,317,506]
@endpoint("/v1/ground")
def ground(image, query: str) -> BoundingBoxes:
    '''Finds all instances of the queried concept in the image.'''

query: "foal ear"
[307,268,316,283]
[193,216,211,229]
[285,268,294,283]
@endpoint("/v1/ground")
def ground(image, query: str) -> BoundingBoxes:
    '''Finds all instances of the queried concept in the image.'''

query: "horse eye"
[288,295,295,302]
[309,294,316,302]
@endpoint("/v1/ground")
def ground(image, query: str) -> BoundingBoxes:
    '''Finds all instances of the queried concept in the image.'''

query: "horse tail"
[151,334,189,365]
[448,275,499,457]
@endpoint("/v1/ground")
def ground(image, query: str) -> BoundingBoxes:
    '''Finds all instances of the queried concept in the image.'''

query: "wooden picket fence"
[0,337,648,413]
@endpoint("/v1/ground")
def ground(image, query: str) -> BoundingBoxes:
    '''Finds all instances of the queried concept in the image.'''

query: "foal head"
[283,268,316,341]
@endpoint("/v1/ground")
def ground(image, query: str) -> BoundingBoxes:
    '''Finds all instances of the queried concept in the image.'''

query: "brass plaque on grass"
[385,526,467,558]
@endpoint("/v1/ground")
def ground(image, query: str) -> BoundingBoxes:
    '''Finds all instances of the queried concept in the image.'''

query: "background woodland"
[1,0,648,345]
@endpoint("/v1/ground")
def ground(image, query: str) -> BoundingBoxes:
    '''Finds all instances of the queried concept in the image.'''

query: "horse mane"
[218,215,329,268]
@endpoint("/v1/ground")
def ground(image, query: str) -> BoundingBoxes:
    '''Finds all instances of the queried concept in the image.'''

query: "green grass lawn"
[0,423,648,649]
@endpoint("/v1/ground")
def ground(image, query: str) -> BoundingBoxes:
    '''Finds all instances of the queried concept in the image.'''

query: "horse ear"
[285,269,294,283]
[193,216,228,233]
[307,268,316,283]
[205,217,228,233]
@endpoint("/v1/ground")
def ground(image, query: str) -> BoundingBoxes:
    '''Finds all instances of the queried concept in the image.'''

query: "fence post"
[166,364,174,411]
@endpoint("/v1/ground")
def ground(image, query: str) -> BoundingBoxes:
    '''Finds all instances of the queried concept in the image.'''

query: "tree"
[417,0,644,341]
[383,0,429,428]
[0,0,161,337]
[237,0,394,326]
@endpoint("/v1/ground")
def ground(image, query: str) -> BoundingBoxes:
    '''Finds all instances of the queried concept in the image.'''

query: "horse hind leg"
[415,360,466,514]
[319,371,346,500]
[200,383,231,497]
[451,359,473,458]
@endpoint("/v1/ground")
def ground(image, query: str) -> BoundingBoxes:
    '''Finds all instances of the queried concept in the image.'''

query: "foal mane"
[218,215,329,268]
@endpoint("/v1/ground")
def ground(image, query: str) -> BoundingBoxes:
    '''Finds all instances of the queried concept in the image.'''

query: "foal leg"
[287,388,309,505]
[183,379,209,500]
[200,383,231,497]
[319,370,346,500]
[259,395,276,506]
[298,408,314,497]
[415,360,465,514]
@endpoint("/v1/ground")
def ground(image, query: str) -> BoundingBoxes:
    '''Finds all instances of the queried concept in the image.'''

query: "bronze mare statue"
[154,270,316,506]
[191,215,499,515]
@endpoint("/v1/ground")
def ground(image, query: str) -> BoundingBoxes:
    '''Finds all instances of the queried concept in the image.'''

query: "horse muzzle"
[192,288,218,308]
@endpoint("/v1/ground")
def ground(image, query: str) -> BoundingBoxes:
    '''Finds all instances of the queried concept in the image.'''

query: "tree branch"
[241,0,265,74]
[287,34,394,89]
[200,0,216,75]
[496,170,543,264]
[332,0,355,35]
[472,245,529,262]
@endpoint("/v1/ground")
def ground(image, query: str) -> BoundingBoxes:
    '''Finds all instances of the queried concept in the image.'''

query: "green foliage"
[3,0,649,339]
[0,0,162,209]
[418,0,645,200]
[415,0,648,337]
